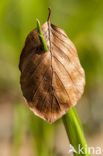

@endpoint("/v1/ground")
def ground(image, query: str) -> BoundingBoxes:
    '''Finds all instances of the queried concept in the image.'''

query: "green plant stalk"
[63,107,91,156]
[37,19,48,52]
[36,18,91,156]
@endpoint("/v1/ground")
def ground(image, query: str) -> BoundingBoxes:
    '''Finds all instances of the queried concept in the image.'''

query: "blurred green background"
[0,0,103,156]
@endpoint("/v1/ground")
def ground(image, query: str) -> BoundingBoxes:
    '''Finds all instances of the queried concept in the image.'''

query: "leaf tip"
[36,18,40,27]
[47,7,51,21]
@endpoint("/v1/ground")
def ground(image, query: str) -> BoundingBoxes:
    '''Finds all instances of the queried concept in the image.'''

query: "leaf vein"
[53,56,81,94]
[53,71,72,106]
[52,41,83,76]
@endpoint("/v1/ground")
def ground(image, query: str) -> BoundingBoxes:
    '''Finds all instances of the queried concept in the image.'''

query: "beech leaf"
[19,9,85,123]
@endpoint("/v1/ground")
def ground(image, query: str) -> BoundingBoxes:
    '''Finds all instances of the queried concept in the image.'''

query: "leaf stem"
[62,107,91,156]
[36,19,48,52]
[47,8,51,21]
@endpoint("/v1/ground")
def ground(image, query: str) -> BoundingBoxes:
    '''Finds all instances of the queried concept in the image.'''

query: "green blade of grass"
[36,19,48,52]
[62,107,91,156]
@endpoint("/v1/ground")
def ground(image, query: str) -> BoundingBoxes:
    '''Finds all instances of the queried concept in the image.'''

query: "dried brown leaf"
[19,19,85,123]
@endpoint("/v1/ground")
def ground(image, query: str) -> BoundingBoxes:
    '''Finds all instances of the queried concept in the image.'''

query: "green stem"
[36,19,48,52]
[62,107,91,156]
